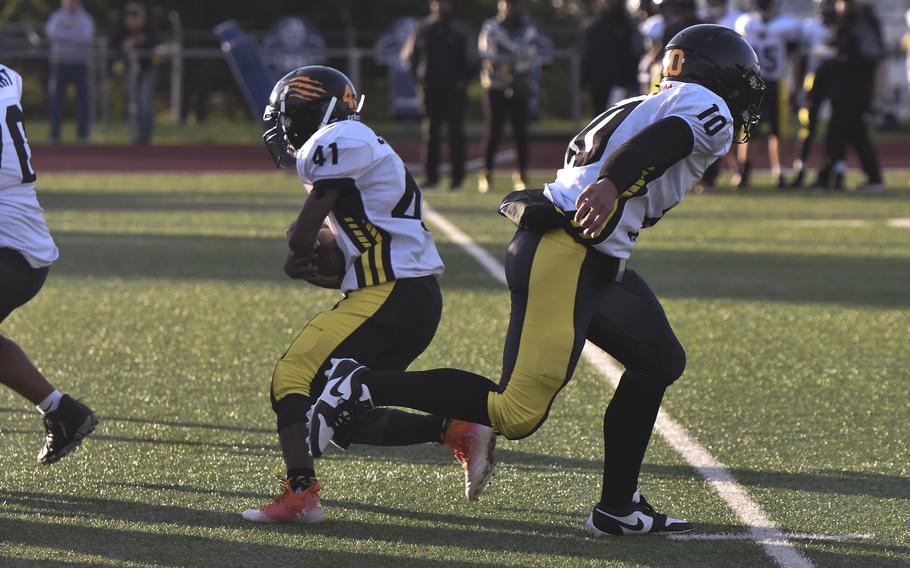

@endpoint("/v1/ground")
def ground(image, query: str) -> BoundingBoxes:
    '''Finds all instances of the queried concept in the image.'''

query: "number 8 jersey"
[296,119,444,292]
[0,65,58,268]
[544,81,733,259]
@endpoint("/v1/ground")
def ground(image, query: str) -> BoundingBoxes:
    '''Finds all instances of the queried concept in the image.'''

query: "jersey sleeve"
[660,85,734,159]
[297,129,375,193]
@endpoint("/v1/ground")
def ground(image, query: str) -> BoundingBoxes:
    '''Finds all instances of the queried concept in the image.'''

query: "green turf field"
[1,171,908,567]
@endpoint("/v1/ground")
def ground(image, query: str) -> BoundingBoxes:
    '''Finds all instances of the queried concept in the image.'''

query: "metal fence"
[3,27,909,133]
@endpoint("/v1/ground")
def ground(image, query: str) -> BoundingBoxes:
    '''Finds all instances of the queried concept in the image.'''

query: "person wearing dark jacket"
[111,2,160,145]
[815,0,884,192]
[405,0,475,190]
[580,0,642,113]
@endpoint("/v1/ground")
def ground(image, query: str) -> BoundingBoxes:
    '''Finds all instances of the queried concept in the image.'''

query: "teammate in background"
[242,66,494,524]
[735,0,802,188]
[478,0,540,193]
[0,64,98,464]
[788,0,837,188]
[637,1,666,92]
[308,25,765,536]
[697,0,743,190]
[639,0,703,95]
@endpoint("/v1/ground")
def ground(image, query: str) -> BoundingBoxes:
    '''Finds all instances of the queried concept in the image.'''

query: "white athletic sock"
[37,390,63,414]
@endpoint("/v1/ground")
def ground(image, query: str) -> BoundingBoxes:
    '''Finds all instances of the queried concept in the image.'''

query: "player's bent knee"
[488,390,548,440]
[650,341,686,388]
[273,393,314,431]
[631,340,686,389]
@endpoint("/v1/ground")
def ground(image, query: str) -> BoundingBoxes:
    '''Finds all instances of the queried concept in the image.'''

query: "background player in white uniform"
[735,0,802,187]
[0,64,98,464]
[243,66,494,524]
[307,25,765,536]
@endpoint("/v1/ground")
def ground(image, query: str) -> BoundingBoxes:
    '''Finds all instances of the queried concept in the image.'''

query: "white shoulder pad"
[0,65,23,102]
[297,121,377,189]
[659,83,733,159]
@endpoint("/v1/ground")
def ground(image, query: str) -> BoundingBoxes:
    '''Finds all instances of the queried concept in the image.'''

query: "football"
[284,225,345,288]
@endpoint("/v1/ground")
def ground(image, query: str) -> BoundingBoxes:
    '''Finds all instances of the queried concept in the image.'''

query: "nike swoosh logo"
[614,517,644,532]
[329,379,347,398]
[597,509,651,534]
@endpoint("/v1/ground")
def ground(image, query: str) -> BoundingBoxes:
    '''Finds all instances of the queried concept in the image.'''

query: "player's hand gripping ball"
[284,226,345,289]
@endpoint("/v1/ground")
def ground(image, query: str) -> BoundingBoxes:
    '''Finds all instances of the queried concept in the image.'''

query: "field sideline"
[0,171,908,567]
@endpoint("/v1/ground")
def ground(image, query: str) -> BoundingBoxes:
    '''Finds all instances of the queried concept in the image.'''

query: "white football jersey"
[544,82,733,259]
[735,12,803,81]
[0,65,57,268]
[296,119,444,292]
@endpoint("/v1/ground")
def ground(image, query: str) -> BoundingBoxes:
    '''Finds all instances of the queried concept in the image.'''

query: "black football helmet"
[660,24,766,143]
[263,65,364,168]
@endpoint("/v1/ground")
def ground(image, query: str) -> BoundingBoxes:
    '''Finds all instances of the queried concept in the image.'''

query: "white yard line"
[424,204,816,568]
[669,532,874,542]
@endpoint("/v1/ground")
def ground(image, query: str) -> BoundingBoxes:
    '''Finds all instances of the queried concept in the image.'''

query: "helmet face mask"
[263,66,363,169]
[660,24,766,143]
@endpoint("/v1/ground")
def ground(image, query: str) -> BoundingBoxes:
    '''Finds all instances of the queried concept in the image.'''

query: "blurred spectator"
[696,1,741,191]
[478,0,539,193]
[639,0,702,94]
[788,0,837,188]
[45,0,94,144]
[404,0,475,191]
[262,17,325,76]
[815,0,884,192]
[637,1,666,91]
[734,0,802,189]
[702,0,743,29]
[111,2,160,145]
[579,0,642,113]
[904,8,910,97]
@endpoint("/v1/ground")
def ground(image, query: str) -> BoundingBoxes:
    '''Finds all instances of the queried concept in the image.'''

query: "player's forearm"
[598,116,694,192]
[288,185,340,254]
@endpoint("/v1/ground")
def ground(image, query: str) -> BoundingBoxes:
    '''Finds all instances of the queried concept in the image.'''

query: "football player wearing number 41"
[0,64,98,465]
[309,25,765,536]
[242,66,496,524]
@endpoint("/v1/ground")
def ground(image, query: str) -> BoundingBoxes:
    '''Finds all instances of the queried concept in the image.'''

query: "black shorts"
[0,248,49,324]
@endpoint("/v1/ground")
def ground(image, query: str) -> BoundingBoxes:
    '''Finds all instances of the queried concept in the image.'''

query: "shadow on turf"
[46,228,910,306]
[0,488,752,565]
[101,413,273,435]
[0,516,503,568]
[38,190,299,213]
[49,231,499,290]
[329,446,910,501]
[3,406,905,502]
[3,489,907,567]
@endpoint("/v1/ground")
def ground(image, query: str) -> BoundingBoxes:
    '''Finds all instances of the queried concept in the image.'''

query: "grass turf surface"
[1,171,908,567]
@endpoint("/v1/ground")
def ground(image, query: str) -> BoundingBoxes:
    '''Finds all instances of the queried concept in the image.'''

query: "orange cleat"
[443,419,496,501]
[241,478,324,523]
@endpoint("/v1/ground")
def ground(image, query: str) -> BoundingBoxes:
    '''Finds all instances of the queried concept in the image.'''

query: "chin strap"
[320,97,338,127]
